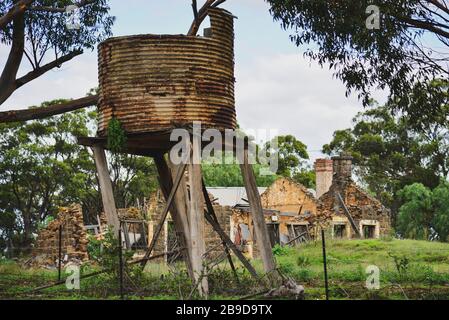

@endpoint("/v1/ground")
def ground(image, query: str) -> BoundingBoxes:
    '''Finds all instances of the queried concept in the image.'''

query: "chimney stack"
[314,159,333,198]
[331,152,353,184]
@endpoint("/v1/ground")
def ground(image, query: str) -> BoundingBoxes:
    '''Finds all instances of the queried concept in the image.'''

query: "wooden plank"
[201,179,256,280]
[91,146,120,237]
[188,134,208,296]
[239,148,276,273]
[202,204,258,278]
[336,192,361,238]
[78,132,248,158]
[154,154,194,278]
[122,221,131,249]
[141,161,188,266]
[167,157,191,228]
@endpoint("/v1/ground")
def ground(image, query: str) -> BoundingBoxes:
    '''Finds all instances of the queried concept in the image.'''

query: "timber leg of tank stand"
[239,148,277,275]
[188,133,209,297]
[91,146,120,238]
[154,154,194,279]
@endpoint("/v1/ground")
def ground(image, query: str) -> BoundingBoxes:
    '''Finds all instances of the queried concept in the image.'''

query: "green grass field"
[1,238,449,300]
[273,238,449,299]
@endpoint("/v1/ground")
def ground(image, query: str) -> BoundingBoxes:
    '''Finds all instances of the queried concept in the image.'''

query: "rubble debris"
[265,278,305,300]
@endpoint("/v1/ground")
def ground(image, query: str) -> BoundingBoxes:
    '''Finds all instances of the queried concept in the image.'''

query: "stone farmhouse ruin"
[33,153,391,265]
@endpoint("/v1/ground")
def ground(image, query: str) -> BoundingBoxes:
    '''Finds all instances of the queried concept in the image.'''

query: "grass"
[1,238,449,300]
[273,238,449,300]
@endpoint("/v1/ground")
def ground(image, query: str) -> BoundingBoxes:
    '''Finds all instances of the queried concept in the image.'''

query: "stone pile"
[29,204,89,268]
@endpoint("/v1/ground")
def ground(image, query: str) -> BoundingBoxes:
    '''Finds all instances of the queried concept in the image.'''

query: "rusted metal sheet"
[97,8,236,136]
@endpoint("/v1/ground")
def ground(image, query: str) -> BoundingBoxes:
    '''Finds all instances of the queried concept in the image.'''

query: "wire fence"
[2,227,449,300]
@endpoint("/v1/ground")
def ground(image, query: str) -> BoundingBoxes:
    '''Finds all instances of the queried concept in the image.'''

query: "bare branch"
[426,0,449,16]
[188,0,226,36]
[15,50,83,89]
[212,0,227,8]
[192,0,199,25]
[397,15,449,40]
[0,95,98,123]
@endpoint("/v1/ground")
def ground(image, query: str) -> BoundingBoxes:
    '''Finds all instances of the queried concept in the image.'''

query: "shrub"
[297,255,311,267]
[87,229,133,278]
[272,244,293,256]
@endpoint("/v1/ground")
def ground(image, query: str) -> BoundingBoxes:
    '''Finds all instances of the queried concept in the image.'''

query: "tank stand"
[80,132,277,297]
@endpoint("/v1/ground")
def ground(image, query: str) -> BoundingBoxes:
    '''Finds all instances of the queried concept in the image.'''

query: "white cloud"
[0,48,98,111]
[235,53,367,161]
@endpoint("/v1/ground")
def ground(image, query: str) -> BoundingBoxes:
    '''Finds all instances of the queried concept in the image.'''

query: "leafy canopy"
[397,182,449,242]
[266,0,449,114]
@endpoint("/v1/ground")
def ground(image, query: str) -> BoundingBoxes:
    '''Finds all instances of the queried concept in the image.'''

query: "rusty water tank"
[97,8,236,136]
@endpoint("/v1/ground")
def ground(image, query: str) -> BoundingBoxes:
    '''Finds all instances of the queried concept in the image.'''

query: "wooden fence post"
[321,229,329,300]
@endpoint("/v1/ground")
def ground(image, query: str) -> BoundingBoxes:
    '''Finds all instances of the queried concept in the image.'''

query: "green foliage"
[397,182,449,242]
[87,229,132,277]
[264,135,314,188]
[293,170,316,189]
[431,182,449,242]
[0,100,158,251]
[203,133,314,188]
[0,104,97,246]
[397,183,433,240]
[202,154,278,187]
[37,216,54,231]
[296,255,311,268]
[0,1,114,48]
[107,117,127,153]
[389,252,410,276]
[272,244,293,256]
[266,0,448,112]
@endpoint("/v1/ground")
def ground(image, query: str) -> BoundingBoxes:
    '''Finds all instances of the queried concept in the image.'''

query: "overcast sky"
[0,0,387,162]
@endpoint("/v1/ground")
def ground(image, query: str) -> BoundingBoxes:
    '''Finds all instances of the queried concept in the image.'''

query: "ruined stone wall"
[317,181,391,237]
[204,205,233,260]
[30,204,89,267]
[147,190,233,262]
[260,178,317,215]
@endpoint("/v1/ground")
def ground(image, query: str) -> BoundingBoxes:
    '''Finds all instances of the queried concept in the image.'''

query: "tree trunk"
[0,2,25,105]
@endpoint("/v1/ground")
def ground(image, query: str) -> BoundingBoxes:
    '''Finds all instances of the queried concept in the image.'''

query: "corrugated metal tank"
[97,8,236,136]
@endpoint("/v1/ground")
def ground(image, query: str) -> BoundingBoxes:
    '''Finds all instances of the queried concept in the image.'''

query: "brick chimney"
[314,159,333,199]
[331,152,353,184]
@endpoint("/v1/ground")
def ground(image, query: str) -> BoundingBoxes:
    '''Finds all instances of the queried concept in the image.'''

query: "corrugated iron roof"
[207,187,267,207]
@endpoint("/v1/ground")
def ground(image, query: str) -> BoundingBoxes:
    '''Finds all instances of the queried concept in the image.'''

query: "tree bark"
[0,0,33,30]
[0,95,98,123]
[0,3,25,105]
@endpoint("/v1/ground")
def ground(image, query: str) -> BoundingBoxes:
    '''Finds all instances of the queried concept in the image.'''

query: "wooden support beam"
[91,146,120,238]
[167,156,191,231]
[239,148,277,273]
[336,192,361,238]
[141,161,188,266]
[154,154,194,279]
[202,180,258,279]
[188,134,208,296]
